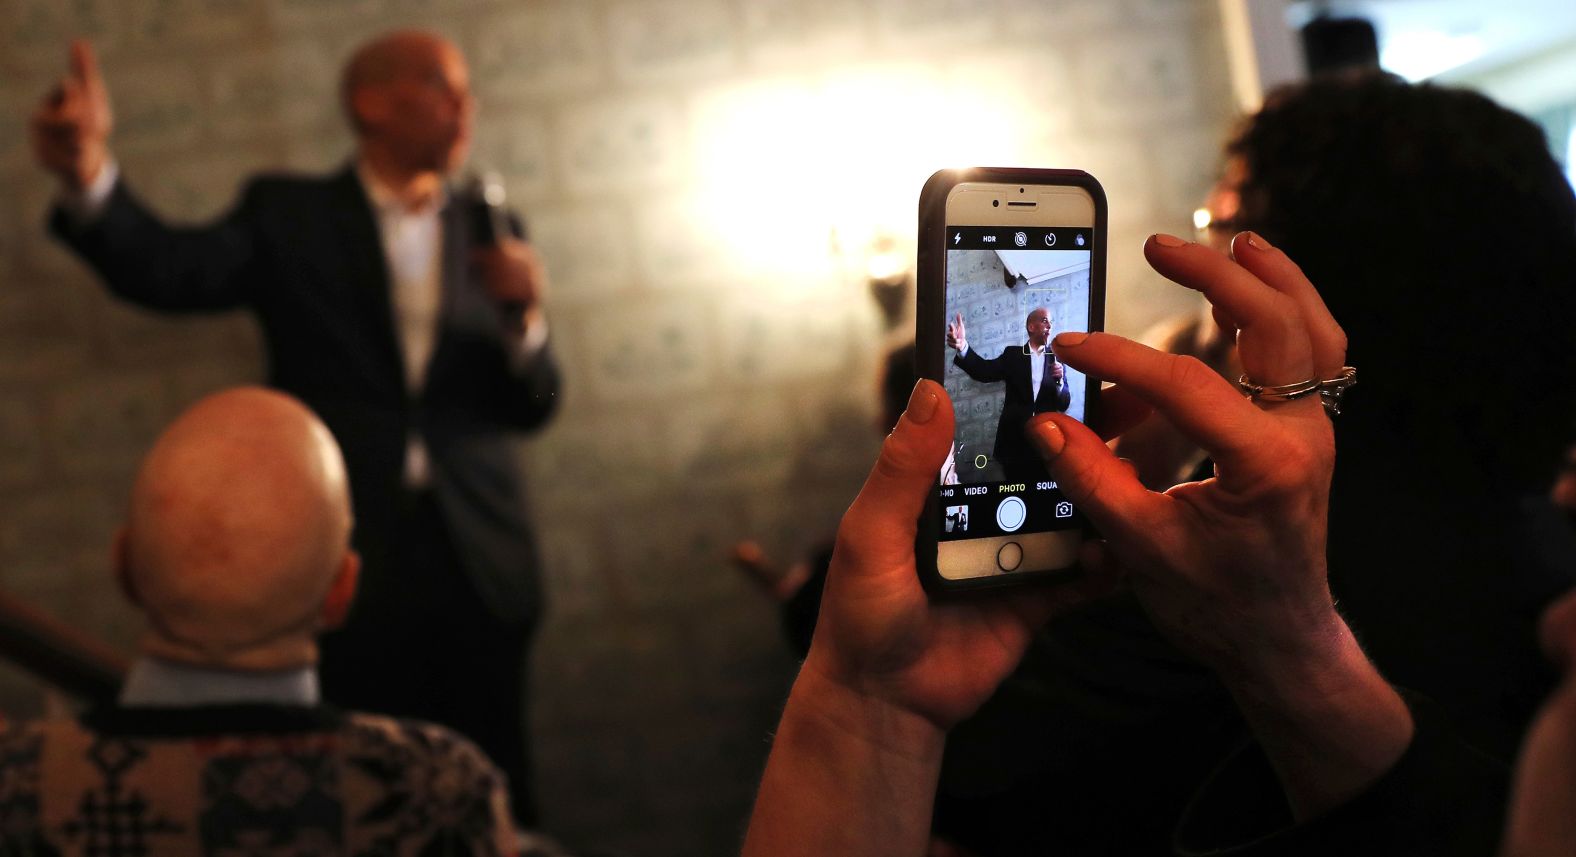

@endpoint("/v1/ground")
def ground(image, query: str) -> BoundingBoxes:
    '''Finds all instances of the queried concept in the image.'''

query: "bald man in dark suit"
[947,306,1070,478]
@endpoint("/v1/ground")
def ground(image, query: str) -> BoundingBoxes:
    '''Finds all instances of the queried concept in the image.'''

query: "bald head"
[341,30,473,173]
[120,388,356,670]
[1026,307,1052,348]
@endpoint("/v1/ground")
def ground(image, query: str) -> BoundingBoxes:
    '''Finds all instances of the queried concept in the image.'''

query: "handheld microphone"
[465,171,509,246]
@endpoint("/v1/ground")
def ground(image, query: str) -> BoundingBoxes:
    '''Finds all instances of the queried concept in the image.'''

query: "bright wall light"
[1380,30,1485,81]
[690,66,1037,284]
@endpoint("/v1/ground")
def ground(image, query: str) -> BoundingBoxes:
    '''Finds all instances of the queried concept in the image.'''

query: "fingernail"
[1053,331,1088,348]
[1029,418,1064,459]
[1151,233,1187,248]
[1244,231,1273,251]
[905,380,938,425]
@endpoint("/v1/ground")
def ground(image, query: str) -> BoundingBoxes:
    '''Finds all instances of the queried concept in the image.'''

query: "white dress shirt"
[357,162,446,394]
[1028,341,1048,402]
[120,657,319,708]
[356,162,447,486]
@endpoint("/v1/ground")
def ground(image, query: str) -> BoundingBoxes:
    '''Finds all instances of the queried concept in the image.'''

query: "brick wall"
[0,1,1236,853]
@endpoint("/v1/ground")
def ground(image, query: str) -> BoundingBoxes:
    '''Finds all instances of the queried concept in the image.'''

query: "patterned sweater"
[0,704,517,856]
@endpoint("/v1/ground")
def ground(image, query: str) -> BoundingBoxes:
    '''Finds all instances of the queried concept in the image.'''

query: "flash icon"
[953,232,962,245]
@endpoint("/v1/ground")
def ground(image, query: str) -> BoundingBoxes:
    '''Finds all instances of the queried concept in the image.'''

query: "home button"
[996,541,1024,572]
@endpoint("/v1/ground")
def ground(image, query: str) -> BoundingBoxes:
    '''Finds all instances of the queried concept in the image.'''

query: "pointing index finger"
[69,40,103,92]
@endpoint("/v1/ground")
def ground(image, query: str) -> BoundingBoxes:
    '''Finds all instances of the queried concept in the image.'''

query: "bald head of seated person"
[115,387,360,674]
[0,389,520,855]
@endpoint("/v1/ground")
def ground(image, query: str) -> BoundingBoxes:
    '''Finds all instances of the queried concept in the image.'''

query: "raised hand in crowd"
[29,40,113,191]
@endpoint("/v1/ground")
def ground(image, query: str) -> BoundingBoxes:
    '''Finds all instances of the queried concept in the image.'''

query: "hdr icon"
[1054,501,1074,519]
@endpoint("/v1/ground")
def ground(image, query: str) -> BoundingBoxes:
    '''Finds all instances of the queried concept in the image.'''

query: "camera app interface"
[938,225,1091,542]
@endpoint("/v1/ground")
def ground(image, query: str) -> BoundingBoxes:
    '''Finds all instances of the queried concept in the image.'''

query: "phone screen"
[937,225,1093,562]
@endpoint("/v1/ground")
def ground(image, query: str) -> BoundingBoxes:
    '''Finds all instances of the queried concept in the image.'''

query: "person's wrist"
[1212,602,1415,820]
[67,146,107,192]
[792,651,947,763]
[1215,601,1375,712]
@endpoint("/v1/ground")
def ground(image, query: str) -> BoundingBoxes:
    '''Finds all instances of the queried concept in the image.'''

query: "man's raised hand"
[30,40,114,191]
[945,313,967,352]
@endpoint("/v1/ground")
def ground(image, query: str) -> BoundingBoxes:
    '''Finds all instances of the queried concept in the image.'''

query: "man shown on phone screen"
[947,307,1071,478]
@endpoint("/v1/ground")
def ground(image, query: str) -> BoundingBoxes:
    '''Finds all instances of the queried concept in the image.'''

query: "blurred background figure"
[28,30,558,826]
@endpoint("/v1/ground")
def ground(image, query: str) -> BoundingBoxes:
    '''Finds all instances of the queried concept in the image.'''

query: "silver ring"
[1238,366,1357,416]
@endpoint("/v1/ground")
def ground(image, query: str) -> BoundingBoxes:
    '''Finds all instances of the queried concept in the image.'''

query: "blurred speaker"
[1301,16,1380,76]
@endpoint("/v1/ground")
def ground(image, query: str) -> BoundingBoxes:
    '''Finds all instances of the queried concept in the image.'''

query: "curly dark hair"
[1227,72,1576,490]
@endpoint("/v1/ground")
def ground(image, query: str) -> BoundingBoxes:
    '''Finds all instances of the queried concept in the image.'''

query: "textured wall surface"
[0,1,1236,854]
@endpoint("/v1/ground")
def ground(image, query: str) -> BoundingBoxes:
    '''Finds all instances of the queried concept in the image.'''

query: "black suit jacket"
[50,167,559,624]
[953,342,1070,472]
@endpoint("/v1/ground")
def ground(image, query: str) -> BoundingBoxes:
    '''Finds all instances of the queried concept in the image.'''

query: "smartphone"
[915,168,1107,592]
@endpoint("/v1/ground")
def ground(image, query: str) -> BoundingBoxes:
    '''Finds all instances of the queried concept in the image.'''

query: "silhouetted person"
[1226,74,1576,758]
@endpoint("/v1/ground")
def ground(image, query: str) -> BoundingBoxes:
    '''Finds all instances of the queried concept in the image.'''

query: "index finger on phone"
[1028,413,1165,546]
[1052,332,1269,471]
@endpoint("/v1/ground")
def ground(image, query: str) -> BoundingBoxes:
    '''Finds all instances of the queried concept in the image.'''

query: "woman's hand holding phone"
[746,231,1410,857]
[1029,232,1411,819]
[802,230,1371,740]
[1031,232,1345,677]
[800,381,1111,734]
[744,379,1116,857]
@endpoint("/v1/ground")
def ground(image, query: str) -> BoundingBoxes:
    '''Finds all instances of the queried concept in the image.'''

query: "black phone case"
[914,167,1108,595]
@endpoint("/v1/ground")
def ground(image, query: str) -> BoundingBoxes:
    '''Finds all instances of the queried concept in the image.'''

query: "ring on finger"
[1238,366,1358,416]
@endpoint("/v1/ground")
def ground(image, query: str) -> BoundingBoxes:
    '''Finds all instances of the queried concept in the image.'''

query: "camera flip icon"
[1054,501,1074,519]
